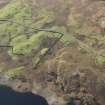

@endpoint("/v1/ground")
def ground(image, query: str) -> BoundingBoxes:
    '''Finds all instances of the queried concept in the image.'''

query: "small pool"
[0,85,49,105]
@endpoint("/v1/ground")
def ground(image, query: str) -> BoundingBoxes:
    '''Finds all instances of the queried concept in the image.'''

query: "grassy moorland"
[0,0,105,105]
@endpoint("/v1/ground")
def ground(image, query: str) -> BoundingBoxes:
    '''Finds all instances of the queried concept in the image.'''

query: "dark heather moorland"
[0,0,105,105]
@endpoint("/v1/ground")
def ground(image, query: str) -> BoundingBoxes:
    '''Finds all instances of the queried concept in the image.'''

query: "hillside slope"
[0,0,105,105]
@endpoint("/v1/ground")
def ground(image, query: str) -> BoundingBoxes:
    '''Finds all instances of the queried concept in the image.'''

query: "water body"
[0,85,49,105]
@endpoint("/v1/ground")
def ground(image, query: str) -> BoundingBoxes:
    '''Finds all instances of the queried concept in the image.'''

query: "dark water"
[0,85,49,105]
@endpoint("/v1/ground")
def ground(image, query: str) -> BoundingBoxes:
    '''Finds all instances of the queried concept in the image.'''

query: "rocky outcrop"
[34,46,104,105]
[0,0,9,8]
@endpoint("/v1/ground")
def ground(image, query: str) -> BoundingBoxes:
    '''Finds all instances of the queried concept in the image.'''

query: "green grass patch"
[5,66,25,78]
